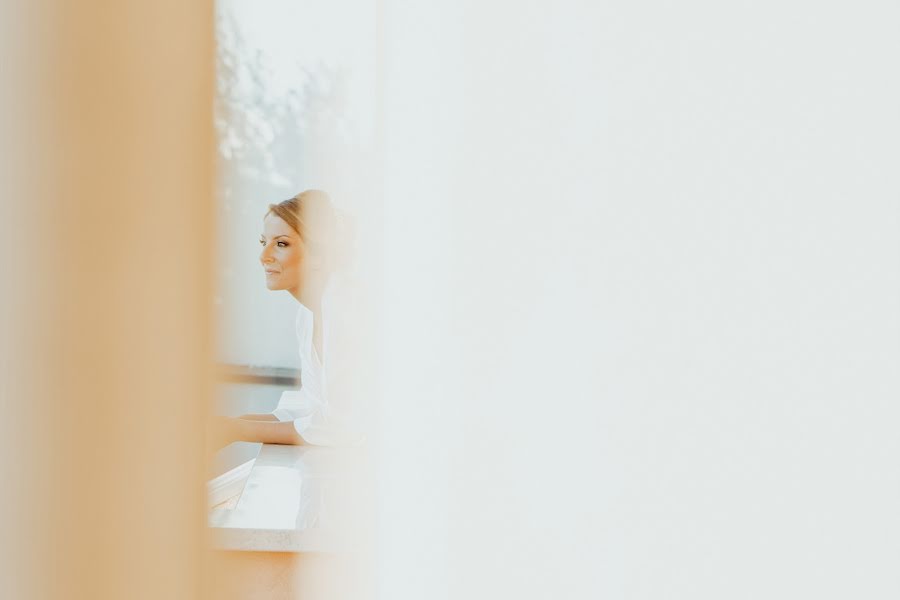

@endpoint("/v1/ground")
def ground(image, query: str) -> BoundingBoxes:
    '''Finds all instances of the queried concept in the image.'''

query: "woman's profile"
[212,189,354,447]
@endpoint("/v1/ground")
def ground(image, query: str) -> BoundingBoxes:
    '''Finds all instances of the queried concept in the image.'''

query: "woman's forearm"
[229,417,304,445]
[237,413,279,421]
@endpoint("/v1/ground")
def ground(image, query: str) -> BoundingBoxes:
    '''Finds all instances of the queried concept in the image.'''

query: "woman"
[213,189,346,446]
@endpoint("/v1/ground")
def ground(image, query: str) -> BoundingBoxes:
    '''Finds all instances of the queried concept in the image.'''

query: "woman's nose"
[259,244,274,264]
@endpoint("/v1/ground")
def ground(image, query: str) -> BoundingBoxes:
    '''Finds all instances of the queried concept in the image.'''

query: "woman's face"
[259,214,303,296]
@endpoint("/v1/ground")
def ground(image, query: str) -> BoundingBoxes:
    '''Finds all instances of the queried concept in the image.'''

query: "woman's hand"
[208,415,305,447]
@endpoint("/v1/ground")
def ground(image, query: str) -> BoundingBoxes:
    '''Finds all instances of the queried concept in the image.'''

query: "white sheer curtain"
[375,2,900,599]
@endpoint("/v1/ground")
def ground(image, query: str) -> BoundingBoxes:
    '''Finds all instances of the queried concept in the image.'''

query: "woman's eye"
[277,241,288,247]
[259,239,266,246]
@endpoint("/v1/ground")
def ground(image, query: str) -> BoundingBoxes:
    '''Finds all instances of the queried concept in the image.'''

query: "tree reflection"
[215,8,349,204]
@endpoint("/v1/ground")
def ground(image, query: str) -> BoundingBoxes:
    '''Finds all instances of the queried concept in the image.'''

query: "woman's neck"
[292,276,326,312]
[297,290,321,313]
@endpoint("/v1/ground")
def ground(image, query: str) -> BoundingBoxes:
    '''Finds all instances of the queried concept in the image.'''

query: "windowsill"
[217,363,299,386]
[208,442,364,553]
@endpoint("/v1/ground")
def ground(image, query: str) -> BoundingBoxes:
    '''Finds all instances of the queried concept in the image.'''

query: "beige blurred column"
[1,2,215,599]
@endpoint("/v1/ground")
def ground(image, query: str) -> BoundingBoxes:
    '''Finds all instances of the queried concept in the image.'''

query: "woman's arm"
[211,416,305,446]
[237,413,279,421]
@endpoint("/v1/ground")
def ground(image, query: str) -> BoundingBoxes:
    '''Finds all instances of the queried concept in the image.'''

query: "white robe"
[272,287,363,446]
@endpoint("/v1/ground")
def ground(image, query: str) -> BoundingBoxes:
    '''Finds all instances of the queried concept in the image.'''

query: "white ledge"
[208,444,357,553]
[208,458,255,509]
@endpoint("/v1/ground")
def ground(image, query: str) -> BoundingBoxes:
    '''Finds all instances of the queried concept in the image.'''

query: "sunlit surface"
[209,445,351,551]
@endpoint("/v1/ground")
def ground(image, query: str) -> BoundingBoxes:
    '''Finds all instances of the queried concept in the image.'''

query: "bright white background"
[215,0,376,369]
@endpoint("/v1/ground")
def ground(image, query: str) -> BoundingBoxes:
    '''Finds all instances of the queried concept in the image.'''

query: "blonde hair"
[266,189,341,268]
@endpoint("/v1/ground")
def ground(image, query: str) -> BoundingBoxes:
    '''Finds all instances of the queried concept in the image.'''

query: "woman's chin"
[265,277,300,294]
